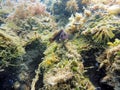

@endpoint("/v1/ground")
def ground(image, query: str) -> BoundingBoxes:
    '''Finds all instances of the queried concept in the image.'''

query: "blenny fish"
[49,30,68,42]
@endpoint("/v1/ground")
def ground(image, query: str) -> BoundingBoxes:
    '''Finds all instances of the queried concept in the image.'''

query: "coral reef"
[97,39,120,90]
[76,9,120,46]
[66,0,79,14]
[0,28,25,68]
[1,0,120,90]
[0,0,55,90]
[30,32,94,90]
[65,12,86,34]
[48,0,83,26]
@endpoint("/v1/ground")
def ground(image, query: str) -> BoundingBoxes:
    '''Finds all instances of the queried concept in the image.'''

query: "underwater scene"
[0,0,120,90]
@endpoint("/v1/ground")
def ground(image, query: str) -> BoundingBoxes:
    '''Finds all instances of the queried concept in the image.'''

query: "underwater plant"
[0,29,25,68]
[81,14,120,44]
[66,0,79,14]
[97,38,120,90]
[7,0,48,20]
[1,0,120,90]
[66,12,85,34]
[40,59,95,90]
[49,0,84,26]
[92,25,115,43]
[108,38,120,47]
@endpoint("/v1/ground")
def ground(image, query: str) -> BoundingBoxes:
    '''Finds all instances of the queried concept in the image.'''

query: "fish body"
[49,30,68,42]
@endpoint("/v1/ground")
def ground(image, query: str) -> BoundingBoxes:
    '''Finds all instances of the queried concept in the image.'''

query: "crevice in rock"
[0,39,46,90]
[81,48,114,90]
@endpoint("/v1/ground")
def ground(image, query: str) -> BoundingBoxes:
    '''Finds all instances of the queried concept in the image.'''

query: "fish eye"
[64,33,66,36]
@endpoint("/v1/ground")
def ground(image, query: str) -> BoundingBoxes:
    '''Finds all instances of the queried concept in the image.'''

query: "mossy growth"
[108,38,120,47]
[0,29,25,68]
[41,58,95,90]
[97,38,120,89]
[41,52,59,68]
[71,36,91,53]
[82,14,120,45]
[44,42,58,55]
[0,9,9,25]
[38,35,95,90]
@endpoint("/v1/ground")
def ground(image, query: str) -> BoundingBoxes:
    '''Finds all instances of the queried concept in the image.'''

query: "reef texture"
[0,0,120,90]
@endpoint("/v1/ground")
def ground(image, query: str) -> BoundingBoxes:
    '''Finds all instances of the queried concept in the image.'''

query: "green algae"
[1,0,120,90]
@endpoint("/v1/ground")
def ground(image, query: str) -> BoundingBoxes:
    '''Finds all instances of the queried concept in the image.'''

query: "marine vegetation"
[0,29,25,68]
[81,14,120,44]
[97,38,120,90]
[0,0,120,90]
[47,0,83,26]
[66,0,79,14]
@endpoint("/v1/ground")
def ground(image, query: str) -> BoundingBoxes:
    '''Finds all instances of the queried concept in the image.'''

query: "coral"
[1,0,120,90]
[81,14,120,44]
[40,59,95,90]
[96,39,120,89]
[44,67,73,86]
[5,14,57,45]
[97,39,120,69]
[49,0,83,26]
[29,29,95,90]
[66,12,85,34]
[7,1,48,20]
[0,2,53,89]
[76,1,120,50]
[27,2,47,16]
[66,0,79,14]
[35,30,95,90]
[84,9,92,17]
[92,25,115,42]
